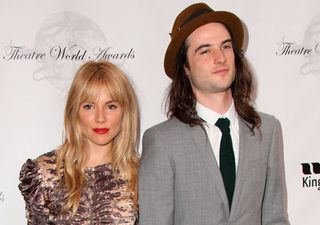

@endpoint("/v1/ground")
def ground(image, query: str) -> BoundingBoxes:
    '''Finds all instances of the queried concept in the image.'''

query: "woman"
[19,61,139,224]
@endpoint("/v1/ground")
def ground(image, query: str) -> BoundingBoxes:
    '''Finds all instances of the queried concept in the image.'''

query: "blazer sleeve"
[18,159,50,225]
[262,118,290,225]
[138,128,174,225]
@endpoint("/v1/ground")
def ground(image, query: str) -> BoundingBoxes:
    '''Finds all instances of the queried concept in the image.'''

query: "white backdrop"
[1,0,319,224]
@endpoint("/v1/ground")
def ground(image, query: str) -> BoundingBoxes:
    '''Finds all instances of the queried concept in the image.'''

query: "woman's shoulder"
[34,150,58,169]
[24,150,58,175]
[18,150,59,200]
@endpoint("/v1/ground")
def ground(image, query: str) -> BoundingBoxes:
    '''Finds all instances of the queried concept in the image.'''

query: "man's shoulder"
[256,111,281,132]
[257,111,278,123]
[144,117,191,137]
[148,117,186,130]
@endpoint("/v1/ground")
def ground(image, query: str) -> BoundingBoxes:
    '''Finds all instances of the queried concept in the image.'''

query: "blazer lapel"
[189,125,230,213]
[229,119,260,221]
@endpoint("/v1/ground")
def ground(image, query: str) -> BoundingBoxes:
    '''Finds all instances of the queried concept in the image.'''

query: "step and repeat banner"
[1,0,319,224]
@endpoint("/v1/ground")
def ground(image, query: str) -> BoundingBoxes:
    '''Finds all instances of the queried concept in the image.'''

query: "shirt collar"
[196,100,238,126]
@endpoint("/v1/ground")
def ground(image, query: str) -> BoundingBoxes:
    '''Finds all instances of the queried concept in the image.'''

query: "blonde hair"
[56,60,140,215]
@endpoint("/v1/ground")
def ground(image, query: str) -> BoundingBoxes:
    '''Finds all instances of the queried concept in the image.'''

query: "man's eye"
[222,44,232,49]
[200,49,209,55]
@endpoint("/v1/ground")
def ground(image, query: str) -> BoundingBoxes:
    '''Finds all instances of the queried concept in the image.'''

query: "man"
[139,2,290,225]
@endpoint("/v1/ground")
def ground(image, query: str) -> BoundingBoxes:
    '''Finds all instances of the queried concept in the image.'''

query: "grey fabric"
[138,113,290,225]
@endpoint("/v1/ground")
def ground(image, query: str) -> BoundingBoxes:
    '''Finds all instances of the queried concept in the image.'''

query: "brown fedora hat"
[164,3,244,79]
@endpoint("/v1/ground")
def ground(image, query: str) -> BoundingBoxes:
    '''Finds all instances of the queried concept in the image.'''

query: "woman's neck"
[85,144,113,167]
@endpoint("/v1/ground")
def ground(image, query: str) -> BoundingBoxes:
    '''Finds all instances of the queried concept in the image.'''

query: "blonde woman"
[19,61,139,224]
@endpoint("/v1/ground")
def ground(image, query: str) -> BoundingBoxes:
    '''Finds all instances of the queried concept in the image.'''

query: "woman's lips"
[93,128,109,134]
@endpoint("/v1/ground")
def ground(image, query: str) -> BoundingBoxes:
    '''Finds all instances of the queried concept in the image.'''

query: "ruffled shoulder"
[19,151,59,223]
[19,158,47,206]
[18,150,57,205]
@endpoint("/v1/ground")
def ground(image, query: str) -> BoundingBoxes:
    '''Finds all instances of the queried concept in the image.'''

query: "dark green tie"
[215,118,236,209]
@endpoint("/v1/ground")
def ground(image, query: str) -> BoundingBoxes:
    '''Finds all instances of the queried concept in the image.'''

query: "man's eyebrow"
[222,39,233,45]
[194,44,211,53]
[194,39,233,53]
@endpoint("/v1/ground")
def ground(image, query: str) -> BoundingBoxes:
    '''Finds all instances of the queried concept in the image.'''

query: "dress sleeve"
[19,159,50,225]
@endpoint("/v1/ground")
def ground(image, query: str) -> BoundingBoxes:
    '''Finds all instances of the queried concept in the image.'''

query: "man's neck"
[195,91,233,115]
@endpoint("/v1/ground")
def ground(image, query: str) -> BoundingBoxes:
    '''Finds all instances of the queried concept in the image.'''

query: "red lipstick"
[93,128,109,134]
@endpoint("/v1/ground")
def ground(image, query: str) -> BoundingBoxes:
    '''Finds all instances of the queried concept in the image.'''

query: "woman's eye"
[83,104,93,110]
[106,104,118,110]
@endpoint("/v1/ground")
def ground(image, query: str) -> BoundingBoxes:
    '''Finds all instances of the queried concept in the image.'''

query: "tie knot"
[215,118,230,134]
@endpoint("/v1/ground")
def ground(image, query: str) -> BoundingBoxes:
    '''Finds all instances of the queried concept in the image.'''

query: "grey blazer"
[138,113,290,225]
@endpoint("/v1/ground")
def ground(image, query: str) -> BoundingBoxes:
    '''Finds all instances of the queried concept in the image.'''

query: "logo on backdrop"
[276,13,320,78]
[2,11,135,90]
[0,191,4,202]
[301,162,320,190]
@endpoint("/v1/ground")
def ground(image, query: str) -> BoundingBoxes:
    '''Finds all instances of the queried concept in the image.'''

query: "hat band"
[178,8,212,31]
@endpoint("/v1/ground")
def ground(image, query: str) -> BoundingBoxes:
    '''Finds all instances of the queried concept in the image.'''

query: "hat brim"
[164,11,244,78]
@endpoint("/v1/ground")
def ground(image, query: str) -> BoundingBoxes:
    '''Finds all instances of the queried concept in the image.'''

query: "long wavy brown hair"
[56,60,140,215]
[166,24,261,133]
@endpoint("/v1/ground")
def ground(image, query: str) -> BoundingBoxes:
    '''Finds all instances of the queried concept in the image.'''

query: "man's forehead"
[186,23,232,48]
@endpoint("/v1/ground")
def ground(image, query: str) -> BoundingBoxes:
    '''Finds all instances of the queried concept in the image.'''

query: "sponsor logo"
[0,191,4,202]
[301,162,320,190]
